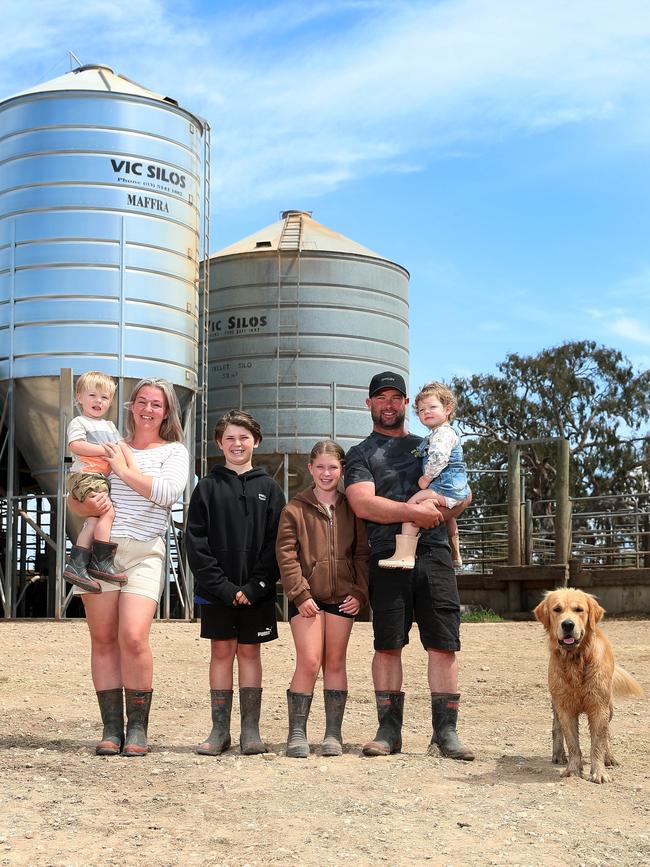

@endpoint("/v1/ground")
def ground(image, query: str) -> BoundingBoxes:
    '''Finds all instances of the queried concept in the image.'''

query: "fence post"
[555,437,571,564]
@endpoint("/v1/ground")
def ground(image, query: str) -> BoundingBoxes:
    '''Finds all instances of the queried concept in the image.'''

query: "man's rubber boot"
[286,690,312,758]
[95,688,124,756]
[239,687,267,755]
[123,688,153,757]
[88,541,128,586]
[362,691,404,756]
[449,533,463,568]
[321,689,347,756]
[63,545,101,593]
[378,536,418,570]
[427,692,475,761]
[196,689,233,756]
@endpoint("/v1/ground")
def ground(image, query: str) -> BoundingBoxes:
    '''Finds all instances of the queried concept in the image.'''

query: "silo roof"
[1,64,204,126]
[214,211,387,261]
[5,64,167,102]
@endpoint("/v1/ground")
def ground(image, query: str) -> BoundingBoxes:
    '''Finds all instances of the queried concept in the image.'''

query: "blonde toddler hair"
[413,381,457,422]
[75,371,116,402]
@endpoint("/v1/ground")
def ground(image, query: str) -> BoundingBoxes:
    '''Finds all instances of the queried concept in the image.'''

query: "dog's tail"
[613,665,644,698]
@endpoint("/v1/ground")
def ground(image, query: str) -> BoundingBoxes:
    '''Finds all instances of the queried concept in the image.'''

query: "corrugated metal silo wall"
[207,248,409,487]
[0,83,202,493]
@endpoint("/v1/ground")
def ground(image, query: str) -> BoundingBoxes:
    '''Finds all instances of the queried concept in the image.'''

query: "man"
[344,371,474,760]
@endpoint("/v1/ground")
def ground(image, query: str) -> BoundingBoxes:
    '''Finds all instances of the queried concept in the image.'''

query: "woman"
[69,378,189,756]
[276,440,369,758]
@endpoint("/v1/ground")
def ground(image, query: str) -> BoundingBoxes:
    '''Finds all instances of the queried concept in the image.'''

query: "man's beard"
[371,406,405,430]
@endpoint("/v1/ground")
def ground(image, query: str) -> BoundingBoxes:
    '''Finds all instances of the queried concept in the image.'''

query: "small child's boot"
[378,535,419,570]
[449,533,463,568]
[88,541,128,586]
[64,545,101,593]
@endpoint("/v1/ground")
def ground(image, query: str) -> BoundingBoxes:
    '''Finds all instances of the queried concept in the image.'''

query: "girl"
[378,380,469,570]
[276,440,369,758]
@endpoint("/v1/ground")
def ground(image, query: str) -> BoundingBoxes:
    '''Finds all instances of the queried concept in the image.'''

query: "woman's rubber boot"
[88,541,128,586]
[449,533,463,568]
[123,688,153,757]
[362,691,404,756]
[196,689,232,755]
[286,690,312,758]
[95,688,124,756]
[239,687,267,755]
[427,693,474,761]
[63,546,101,593]
[378,536,418,570]
[321,689,347,756]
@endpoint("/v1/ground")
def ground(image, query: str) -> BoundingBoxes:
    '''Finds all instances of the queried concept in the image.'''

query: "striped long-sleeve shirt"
[111,442,189,541]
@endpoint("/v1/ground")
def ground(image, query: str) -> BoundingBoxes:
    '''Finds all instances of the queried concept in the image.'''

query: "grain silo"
[206,210,409,494]
[0,64,208,617]
[0,64,208,496]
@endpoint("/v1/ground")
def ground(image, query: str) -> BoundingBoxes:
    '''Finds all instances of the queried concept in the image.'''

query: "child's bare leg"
[87,503,127,586]
[94,504,115,542]
[447,515,462,566]
[379,491,449,570]
[77,516,98,549]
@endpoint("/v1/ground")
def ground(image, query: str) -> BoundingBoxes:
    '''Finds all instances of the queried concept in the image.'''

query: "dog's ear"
[587,594,605,631]
[533,596,550,629]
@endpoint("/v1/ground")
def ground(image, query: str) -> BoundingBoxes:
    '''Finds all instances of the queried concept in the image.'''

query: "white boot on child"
[378,535,419,570]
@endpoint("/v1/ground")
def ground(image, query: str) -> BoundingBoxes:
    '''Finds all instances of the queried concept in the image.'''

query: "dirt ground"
[0,618,648,867]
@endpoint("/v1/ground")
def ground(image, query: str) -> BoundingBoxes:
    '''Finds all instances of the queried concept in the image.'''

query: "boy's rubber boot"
[197,689,233,755]
[427,693,475,761]
[378,536,418,570]
[63,545,102,593]
[95,688,124,756]
[286,690,313,758]
[362,691,404,756]
[449,533,463,568]
[123,688,153,757]
[239,687,267,755]
[88,541,128,586]
[321,689,347,756]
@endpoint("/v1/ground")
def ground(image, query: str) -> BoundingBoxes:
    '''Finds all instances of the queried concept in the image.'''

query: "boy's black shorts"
[199,597,278,644]
[369,546,460,652]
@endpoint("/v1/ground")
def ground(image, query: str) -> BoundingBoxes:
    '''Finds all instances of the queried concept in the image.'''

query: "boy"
[186,409,285,756]
[64,371,128,592]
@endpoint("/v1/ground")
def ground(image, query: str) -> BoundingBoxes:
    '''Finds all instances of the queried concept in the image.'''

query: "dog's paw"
[552,751,567,765]
[589,769,611,784]
[561,764,583,779]
[605,753,619,768]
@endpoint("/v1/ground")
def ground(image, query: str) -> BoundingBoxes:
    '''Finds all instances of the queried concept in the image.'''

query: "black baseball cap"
[368,371,407,397]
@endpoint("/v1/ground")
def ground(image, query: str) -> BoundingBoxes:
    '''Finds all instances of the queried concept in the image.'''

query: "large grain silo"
[0,64,208,616]
[0,64,208,496]
[207,210,409,494]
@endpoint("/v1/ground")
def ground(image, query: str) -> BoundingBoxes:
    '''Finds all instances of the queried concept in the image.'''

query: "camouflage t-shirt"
[344,431,448,554]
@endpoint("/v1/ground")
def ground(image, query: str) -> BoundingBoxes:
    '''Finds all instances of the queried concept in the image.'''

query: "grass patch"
[461,606,503,623]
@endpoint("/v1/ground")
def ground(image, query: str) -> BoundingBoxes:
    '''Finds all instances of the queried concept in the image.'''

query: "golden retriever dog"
[534,588,643,784]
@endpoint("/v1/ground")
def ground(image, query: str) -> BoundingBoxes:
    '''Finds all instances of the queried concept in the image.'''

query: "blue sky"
[2,0,650,434]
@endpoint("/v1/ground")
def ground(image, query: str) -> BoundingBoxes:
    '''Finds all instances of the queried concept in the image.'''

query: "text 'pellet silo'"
[0,64,207,495]
[206,210,409,492]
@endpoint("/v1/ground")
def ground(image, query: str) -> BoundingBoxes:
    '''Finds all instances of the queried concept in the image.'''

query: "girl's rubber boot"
[239,687,267,755]
[95,688,124,756]
[123,688,153,757]
[197,689,232,755]
[286,690,313,758]
[362,691,404,756]
[321,689,347,756]
[449,533,463,568]
[63,546,101,593]
[88,541,128,586]
[377,536,418,570]
[427,693,474,760]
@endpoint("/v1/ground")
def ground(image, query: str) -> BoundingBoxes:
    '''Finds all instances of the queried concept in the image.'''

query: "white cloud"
[611,317,650,344]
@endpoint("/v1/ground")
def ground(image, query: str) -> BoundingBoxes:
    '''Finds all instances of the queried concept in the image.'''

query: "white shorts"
[73,536,166,602]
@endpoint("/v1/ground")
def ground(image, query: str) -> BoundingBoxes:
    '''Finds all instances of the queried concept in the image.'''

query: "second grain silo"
[206,210,409,493]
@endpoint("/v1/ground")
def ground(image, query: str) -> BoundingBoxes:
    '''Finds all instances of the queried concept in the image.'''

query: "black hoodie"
[186,465,285,606]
